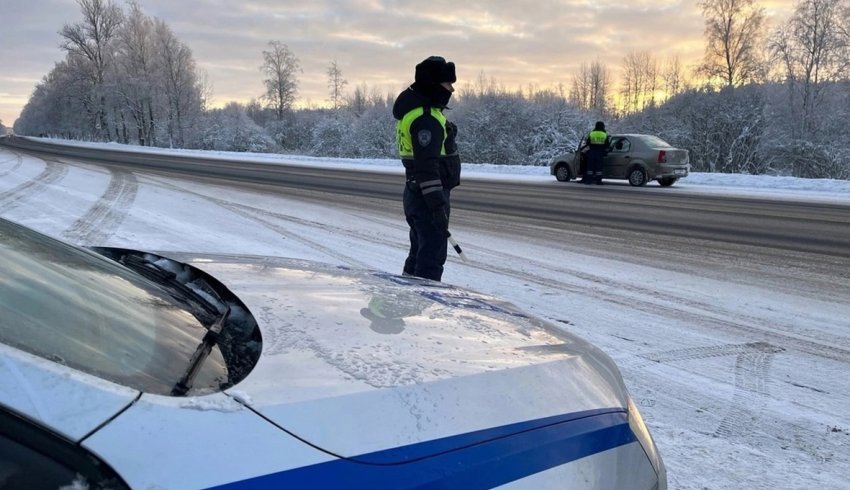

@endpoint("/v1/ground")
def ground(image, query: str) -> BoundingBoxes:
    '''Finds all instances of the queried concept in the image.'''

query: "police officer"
[583,121,610,185]
[392,56,460,281]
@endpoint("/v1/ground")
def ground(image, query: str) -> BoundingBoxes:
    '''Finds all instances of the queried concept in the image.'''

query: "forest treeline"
[11,0,850,179]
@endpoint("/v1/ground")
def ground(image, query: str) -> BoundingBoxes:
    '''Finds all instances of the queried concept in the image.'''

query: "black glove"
[431,207,450,237]
[444,122,459,157]
[445,121,458,139]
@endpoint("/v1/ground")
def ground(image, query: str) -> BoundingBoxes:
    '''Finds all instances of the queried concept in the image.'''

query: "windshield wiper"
[171,305,231,396]
[119,254,222,323]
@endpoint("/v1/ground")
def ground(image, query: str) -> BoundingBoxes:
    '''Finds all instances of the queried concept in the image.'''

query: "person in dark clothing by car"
[582,121,611,185]
[392,56,460,281]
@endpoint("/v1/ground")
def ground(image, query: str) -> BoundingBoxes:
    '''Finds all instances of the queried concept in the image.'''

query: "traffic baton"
[447,233,469,262]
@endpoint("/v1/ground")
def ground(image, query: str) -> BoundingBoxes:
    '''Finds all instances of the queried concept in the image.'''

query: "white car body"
[1,246,665,488]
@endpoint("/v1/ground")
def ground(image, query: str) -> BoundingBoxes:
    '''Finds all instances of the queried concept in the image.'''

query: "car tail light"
[657,150,667,163]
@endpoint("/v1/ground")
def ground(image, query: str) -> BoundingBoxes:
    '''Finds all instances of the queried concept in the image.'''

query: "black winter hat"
[415,56,457,84]
[594,121,606,131]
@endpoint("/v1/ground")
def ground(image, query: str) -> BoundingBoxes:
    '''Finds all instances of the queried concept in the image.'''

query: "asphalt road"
[3,135,849,259]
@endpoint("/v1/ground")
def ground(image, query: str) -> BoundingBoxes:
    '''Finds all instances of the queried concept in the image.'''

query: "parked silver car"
[550,134,690,186]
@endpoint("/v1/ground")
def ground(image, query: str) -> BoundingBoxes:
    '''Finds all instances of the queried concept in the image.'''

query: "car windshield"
[0,219,227,395]
[639,135,673,148]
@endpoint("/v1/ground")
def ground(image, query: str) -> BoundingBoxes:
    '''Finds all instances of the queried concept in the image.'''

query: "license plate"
[674,169,686,175]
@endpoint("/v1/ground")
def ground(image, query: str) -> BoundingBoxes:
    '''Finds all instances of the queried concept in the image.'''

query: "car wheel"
[554,164,571,182]
[628,167,648,186]
[658,177,678,187]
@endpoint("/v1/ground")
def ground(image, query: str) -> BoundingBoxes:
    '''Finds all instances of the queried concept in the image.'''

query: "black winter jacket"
[392,86,460,208]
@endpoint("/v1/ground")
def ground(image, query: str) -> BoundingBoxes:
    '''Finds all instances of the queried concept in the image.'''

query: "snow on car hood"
[0,342,138,442]
[171,253,630,462]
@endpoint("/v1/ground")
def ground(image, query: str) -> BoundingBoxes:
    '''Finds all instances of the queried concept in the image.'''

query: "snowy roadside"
[22,137,850,204]
[3,139,850,489]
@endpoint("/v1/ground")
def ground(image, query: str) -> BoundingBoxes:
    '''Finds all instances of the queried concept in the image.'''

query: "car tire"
[554,164,571,182]
[658,177,678,187]
[628,167,648,186]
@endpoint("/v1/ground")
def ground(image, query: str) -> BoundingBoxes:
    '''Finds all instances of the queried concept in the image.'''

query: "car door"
[605,137,632,178]
[0,408,130,489]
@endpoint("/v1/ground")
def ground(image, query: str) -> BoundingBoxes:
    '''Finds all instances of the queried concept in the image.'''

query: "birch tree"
[327,59,347,111]
[260,41,300,120]
[769,0,850,177]
[154,19,201,147]
[661,54,687,101]
[568,60,611,115]
[699,0,767,87]
[115,1,156,144]
[620,51,658,114]
[771,0,850,136]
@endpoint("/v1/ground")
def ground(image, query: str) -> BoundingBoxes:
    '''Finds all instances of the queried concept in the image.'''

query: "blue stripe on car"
[210,409,636,489]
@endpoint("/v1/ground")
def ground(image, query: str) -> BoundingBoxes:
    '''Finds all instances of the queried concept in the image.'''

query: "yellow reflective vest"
[588,130,608,146]
[397,107,447,158]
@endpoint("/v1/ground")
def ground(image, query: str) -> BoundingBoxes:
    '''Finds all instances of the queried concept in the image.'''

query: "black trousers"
[587,149,604,179]
[403,183,449,281]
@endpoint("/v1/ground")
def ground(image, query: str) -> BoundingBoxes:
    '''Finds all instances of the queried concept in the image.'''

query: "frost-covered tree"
[659,86,768,174]
[59,0,123,139]
[452,88,530,164]
[17,1,204,146]
[16,58,93,138]
[526,92,595,164]
[767,0,850,178]
[452,81,583,165]
[350,103,396,158]
[113,1,157,145]
[154,19,202,147]
[260,41,300,121]
[198,103,275,152]
[771,0,850,137]
[310,112,358,157]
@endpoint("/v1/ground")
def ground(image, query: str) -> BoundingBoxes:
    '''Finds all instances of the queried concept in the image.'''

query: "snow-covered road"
[1,145,849,489]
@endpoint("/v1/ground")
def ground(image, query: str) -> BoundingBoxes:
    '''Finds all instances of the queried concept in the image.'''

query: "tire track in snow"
[714,342,784,439]
[0,153,23,178]
[425,238,850,363]
[140,176,850,363]
[141,177,374,268]
[623,342,785,442]
[62,168,138,245]
[0,157,68,214]
[634,341,782,367]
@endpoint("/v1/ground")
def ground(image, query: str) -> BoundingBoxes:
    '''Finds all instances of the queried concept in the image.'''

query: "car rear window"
[0,219,227,395]
[639,135,673,148]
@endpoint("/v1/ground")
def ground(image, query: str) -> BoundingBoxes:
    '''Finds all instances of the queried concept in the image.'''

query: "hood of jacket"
[392,85,430,120]
[393,81,452,120]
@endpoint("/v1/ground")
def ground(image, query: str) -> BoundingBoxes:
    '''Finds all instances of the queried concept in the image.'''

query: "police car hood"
[174,253,631,463]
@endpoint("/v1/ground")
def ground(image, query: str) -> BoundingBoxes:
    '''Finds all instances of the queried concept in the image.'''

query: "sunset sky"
[0,0,796,127]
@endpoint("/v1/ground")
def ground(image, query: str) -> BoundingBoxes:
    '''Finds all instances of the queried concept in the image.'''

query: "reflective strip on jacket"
[397,107,447,159]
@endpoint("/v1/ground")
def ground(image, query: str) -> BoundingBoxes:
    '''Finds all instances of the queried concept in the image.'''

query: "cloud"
[0,0,796,124]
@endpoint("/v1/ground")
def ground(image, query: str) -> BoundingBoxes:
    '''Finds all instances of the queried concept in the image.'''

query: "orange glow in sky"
[0,1,797,126]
